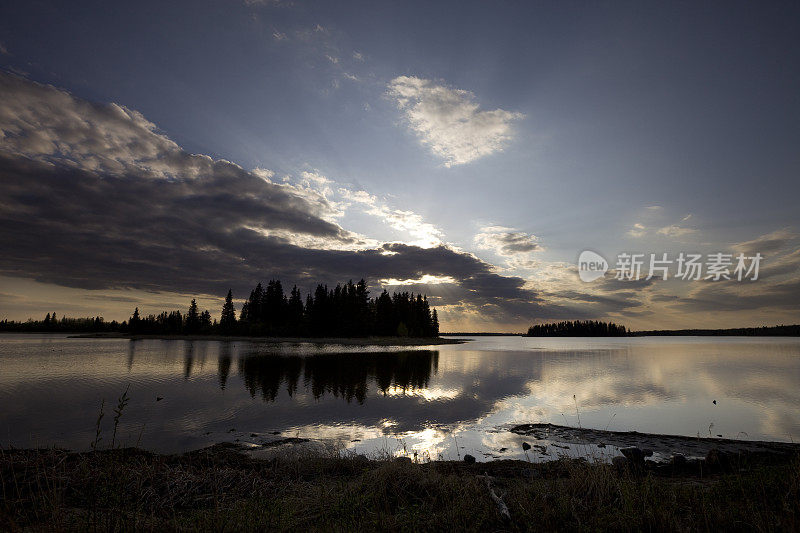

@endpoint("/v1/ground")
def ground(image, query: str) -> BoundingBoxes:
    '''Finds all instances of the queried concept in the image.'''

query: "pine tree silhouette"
[220,289,237,334]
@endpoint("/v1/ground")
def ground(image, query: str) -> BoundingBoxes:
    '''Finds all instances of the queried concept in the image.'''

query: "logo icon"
[578,250,608,282]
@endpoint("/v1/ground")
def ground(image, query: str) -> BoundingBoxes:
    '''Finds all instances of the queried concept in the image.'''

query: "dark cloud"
[650,294,680,303]
[0,152,568,320]
[670,278,800,313]
[734,229,797,256]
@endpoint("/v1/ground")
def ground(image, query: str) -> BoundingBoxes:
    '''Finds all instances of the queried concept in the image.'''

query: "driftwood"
[477,472,510,521]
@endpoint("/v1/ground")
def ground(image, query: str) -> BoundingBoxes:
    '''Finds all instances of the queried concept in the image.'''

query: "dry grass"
[1,444,798,531]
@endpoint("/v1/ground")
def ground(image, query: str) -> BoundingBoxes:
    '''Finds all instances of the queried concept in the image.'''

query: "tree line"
[0,314,121,333]
[229,279,439,337]
[630,324,800,336]
[127,279,440,338]
[525,320,628,337]
[0,279,440,338]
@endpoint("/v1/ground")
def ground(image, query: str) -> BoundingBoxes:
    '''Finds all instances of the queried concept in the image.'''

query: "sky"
[1,0,800,331]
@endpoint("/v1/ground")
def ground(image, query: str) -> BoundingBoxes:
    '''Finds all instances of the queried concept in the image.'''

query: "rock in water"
[463,454,476,464]
[522,442,531,451]
[671,454,687,467]
[620,447,653,464]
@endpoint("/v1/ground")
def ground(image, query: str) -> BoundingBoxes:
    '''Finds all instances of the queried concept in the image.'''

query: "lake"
[1,334,798,461]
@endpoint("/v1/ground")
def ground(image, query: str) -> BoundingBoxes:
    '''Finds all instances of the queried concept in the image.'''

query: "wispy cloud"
[387,76,524,167]
[627,212,697,240]
[656,224,697,238]
[627,223,646,238]
[733,228,797,255]
[340,188,444,248]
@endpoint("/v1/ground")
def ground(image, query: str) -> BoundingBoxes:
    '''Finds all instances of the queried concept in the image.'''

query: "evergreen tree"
[220,289,237,333]
[375,290,394,336]
[200,310,212,332]
[264,279,287,333]
[288,286,304,336]
[185,299,200,333]
[130,307,141,334]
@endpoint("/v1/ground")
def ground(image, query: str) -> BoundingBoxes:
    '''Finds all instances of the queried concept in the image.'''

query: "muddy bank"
[510,423,800,460]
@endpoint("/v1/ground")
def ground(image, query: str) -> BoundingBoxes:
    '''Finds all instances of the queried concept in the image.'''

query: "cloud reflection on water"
[0,335,798,456]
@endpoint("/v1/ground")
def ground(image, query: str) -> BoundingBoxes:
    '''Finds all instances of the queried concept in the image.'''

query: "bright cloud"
[341,188,444,247]
[627,223,646,238]
[474,226,543,256]
[387,76,524,167]
[379,274,457,286]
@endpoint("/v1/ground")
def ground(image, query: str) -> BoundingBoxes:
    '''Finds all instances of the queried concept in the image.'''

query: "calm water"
[1,334,799,461]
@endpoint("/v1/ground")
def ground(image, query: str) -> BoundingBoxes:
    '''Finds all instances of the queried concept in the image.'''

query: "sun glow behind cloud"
[379,274,458,286]
[387,76,524,167]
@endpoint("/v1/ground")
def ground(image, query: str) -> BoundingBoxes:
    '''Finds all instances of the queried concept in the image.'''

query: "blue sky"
[1,0,800,330]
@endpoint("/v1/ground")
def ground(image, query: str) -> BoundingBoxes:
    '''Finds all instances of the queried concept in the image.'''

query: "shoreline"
[2,439,798,530]
[510,423,800,460]
[65,332,465,345]
[236,423,800,464]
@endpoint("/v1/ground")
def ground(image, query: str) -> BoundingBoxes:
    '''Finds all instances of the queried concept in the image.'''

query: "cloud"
[244,0,293,6]
[474,226,543,256]
[734,228,797,255]
[674,277,800,313]
[341,188,444,247]
[0,73,195,179]
[627,223,646,238]
[8,72,794,329]
[627,214,697,240]
[0,72,557,325]
[387,76,524,167]
[656,224,697,238]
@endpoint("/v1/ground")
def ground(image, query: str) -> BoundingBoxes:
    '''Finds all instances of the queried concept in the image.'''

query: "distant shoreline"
[629,326,800,336]
[66,332,465,346]
[524,321,800,337]
[440,332,522,336]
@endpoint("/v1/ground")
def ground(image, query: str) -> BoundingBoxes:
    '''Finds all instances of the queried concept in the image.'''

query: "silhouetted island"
[0,279,441,339]
[522,321,800,337]
[525,320,628,337]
